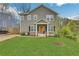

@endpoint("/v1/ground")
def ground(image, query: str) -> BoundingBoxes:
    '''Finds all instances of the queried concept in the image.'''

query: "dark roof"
[28,5,58,15]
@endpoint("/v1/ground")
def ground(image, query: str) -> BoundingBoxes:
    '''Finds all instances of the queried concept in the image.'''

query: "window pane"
[51,15,54,20]
[30,26,33,32]
[27,15,31,20]
[46,15,54,21]
[48,25,53,32]
[33,26,36,31]
[30,26,36,32]
[33,15,37,20]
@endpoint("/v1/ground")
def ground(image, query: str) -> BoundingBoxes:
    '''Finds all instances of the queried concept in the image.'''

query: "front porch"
[29,24,48,36]
[28,19,55,36]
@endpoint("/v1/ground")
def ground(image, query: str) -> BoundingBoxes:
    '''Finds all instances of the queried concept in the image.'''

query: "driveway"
[0,34,18,42]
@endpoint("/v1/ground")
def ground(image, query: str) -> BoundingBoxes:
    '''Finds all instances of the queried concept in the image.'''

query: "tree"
[57,19,79,40]
[67,20,77,32]
[55,15,64,31]
[0,3,9,11]
[3,3,9,9]
[17,3,31,13]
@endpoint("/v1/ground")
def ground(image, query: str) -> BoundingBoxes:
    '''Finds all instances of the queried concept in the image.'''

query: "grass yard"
[0,36,79,56]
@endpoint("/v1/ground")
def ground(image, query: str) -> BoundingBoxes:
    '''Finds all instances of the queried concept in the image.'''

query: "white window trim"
[27,15,31,20]
[48,25,53,32]
[30,26,36,32]
[46,15,54,21]
[27,15,37,20]
[33,15,37,20]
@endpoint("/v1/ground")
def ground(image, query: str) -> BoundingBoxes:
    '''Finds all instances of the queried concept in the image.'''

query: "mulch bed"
[50,42,65,46]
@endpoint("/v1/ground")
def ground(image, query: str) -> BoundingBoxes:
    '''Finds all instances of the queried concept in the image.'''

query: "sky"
[9,3,79,18]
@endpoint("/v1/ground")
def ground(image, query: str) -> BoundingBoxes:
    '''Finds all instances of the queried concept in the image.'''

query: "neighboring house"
[19,5,60,36]
[0,11,20,34]
[0,11,11,31]
[0,4,20,34]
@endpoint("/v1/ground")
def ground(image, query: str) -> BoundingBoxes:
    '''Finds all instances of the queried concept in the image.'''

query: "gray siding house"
[20,5,59,36]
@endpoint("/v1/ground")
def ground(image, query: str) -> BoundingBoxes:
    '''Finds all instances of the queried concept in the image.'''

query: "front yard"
[0,36,79,56]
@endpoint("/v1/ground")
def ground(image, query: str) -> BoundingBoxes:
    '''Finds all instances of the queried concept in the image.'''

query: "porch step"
[38,34,46,37]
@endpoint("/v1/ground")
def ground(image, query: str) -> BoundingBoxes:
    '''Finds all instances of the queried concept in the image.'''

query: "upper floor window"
[27,15,37,20]
[46,15,54,21]
[32,15,37,20]
[27,15,31,20]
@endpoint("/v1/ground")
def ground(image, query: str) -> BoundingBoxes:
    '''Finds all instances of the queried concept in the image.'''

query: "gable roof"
[19,5,58,15]
[34,18,49,24]
[28,5,58,15]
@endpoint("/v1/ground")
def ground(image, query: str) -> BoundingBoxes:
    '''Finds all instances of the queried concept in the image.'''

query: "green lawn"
[0,36,79,56]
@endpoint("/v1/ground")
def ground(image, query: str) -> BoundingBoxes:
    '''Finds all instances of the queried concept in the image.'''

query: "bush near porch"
[57,20,79,41]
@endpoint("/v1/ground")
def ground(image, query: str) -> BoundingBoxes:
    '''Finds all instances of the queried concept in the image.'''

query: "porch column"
[36,24,37,36]
[20,16,23,33]
[47,23,49,36]
[20,17,21,33]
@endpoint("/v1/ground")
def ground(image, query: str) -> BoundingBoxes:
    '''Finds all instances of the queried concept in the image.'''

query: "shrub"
[57,20,79,41]
[65,34,77,40]
[57,27,78,41]
[20,32,26,36]
[57,26,71,37]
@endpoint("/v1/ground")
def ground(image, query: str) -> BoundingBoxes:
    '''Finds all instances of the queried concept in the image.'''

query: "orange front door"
[39,25,45,33]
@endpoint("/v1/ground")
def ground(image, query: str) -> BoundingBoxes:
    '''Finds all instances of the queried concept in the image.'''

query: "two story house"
[20,5,60,36]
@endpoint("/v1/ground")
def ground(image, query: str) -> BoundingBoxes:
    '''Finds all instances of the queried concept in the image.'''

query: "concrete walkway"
[0,34,18,42]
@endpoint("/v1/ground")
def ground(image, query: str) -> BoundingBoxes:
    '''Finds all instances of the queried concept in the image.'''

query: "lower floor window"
[30,26,36,32]
[48,25,55,32]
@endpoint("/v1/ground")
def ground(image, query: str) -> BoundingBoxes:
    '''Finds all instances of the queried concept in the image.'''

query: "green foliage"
[57,20,78,41]
[57,26,71,37]
[67,21,77,32]
[65,33,78,41]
